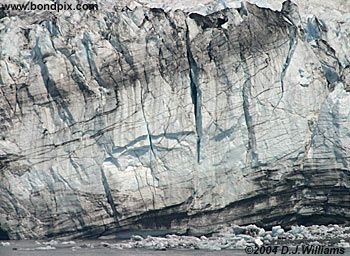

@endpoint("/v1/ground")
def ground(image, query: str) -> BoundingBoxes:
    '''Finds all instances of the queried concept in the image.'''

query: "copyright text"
[245,245,346,255]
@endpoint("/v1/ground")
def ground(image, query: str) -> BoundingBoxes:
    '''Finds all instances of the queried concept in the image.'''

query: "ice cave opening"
[0,228,9,240]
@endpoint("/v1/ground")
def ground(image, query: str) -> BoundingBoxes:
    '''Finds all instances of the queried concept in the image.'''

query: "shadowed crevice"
[0,228,9,240]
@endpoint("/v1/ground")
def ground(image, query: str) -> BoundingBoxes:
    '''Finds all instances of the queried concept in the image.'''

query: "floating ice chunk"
[272,226,284,237]
[36,246,56,250]
[235,238,247,249]
[254,238,264,247]
[72,246,82,251]
[131,235,144,241]
[42,240,58,246]
[338,240,350,248]
[61,241,76,245]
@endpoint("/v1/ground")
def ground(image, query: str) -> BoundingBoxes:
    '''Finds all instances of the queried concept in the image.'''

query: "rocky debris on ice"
[84,224,350,251]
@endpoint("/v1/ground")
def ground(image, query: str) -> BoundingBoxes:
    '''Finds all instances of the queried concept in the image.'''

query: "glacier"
[0,0,349,239]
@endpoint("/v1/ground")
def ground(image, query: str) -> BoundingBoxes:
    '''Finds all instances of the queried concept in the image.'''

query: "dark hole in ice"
[0,228,9,240]
[189,12,228,30]
[0,8,8,19]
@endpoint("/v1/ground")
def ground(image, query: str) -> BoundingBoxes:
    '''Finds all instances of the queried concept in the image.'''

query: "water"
[1,241,349,256]
[0,241,243,256]
[0,247,241,256]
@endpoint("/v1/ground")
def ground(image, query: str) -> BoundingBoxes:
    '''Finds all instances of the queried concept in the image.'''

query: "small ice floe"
[100,241,125,249]
[337,240,350,248]
[61,241,76,245]
[131,235,144,241]
[36,245,56,250]
[272,226,284,237]
[237,234,254,242]
[263,233,273,244]
[72,246,82,251]
[154,242,167,251]
[42,240,58,246]
[254,238,264,247]
[109,243,124,250]
[1,241,10,246]
[81,243,94,249]
[34,241,42,245]
[235,238,247,249]
[309,241,322,246]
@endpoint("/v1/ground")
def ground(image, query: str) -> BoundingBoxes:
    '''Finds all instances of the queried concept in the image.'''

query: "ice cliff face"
[0,0,349,239]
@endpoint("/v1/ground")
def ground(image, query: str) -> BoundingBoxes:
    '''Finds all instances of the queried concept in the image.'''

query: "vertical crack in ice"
[140,85,158,209]
[281,25,298,92]
[82,32,95,77]
[276,24,298,106]
[239,42,259,168]
[91,128,122,227]
[99,167,121,227]
[82,32,112,90]
[140,90,156,159]
[32,37,74,126]
[185,22,203,164]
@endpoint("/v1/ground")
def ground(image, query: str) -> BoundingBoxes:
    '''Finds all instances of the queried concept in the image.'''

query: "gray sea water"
[0,248,238,256]
[0,241,349,256]
[0,241,240,256]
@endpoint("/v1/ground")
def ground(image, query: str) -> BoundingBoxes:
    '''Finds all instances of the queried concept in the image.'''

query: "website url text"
[0,1,98,12]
